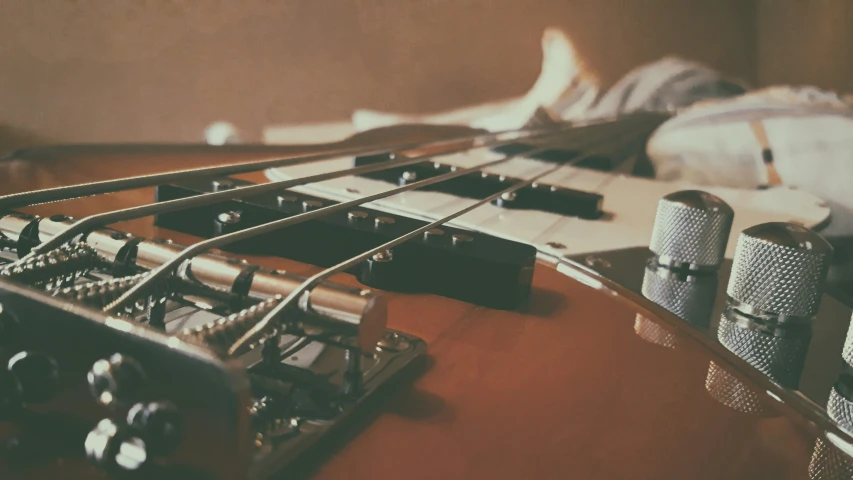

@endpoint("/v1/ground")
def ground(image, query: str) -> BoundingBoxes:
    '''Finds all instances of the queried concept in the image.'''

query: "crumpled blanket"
[351,27,749,130]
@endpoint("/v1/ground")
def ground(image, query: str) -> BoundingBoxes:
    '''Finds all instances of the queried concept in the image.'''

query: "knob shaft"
[727,222,832,318]
[649,190,734,270]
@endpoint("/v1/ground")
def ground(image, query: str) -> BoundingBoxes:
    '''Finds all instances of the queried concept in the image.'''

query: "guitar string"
[104,119,660,314]
[0,114,647,210]
[526,136,652,249]
[0,126,533,209]
[26,120,593,257]
[227,125,655,356]
[489,134,651,249]
[29,114,654,257]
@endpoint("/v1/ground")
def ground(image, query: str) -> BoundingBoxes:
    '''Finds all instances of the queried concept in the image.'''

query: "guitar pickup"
[154,178,536,310]
[354,153,604,219]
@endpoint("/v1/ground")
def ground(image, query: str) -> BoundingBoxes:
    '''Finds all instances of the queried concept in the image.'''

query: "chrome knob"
[727,222,832,319]
[640,265,718,328]
[127,401,181,456]
[649,190,734,270]
[85,418,148,473]
[87,354,146,407]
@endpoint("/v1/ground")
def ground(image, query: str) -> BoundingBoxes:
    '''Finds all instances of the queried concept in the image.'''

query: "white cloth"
[351,28,600,132]
[646,87,853,277]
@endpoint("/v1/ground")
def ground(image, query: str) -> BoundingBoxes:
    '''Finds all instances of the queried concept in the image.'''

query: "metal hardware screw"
[302,200,323,212]
[277,194,298,206]
[584,256,612,269]
[451,233,474,246]
[216,211,241,225]
[212,179,236,191]
[348,211,369,222]
[372,250,393,263]
[375,216,396,227]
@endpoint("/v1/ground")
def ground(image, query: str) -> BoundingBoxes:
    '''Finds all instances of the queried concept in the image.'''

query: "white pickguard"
[264,147,830,260]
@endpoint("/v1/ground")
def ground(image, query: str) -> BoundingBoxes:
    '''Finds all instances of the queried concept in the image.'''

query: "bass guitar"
[0,116,849,480]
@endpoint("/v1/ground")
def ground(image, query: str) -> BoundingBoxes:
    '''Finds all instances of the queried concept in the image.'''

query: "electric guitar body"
[0,120,850,480]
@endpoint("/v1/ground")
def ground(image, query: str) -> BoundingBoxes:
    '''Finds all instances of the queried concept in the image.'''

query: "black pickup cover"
[353,152,605,219]
[154,178,536,310]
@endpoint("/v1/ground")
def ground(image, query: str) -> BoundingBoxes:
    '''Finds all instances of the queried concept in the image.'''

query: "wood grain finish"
[0,142,824,479]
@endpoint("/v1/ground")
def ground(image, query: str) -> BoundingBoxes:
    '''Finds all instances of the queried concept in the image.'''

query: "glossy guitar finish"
[0,128,850,479]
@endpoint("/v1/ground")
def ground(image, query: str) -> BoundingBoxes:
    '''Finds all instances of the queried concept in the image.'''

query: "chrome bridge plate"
[244,329,427,480]
[165,304,427,479]
[0,268,427,480]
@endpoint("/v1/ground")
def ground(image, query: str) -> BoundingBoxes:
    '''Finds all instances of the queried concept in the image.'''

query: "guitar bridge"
[0,212,426,479]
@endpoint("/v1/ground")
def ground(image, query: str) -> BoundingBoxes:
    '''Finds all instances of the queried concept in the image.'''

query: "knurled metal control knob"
[716,312,811,389]
[641,266,718,328]
[727,222,832,318]
[649,190,734,270]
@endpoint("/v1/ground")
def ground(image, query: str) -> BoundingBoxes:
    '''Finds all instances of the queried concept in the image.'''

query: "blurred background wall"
[0,0,848,147]
[757,0,853,92]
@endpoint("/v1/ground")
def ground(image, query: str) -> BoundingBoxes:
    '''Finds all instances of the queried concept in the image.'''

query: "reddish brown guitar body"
[0,127,843,479]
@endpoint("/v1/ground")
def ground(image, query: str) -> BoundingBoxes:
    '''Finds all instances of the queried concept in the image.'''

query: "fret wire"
[0,123,566,210]
[226,124,656,356]
[26,122,583,258]
[103,119,656,314]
